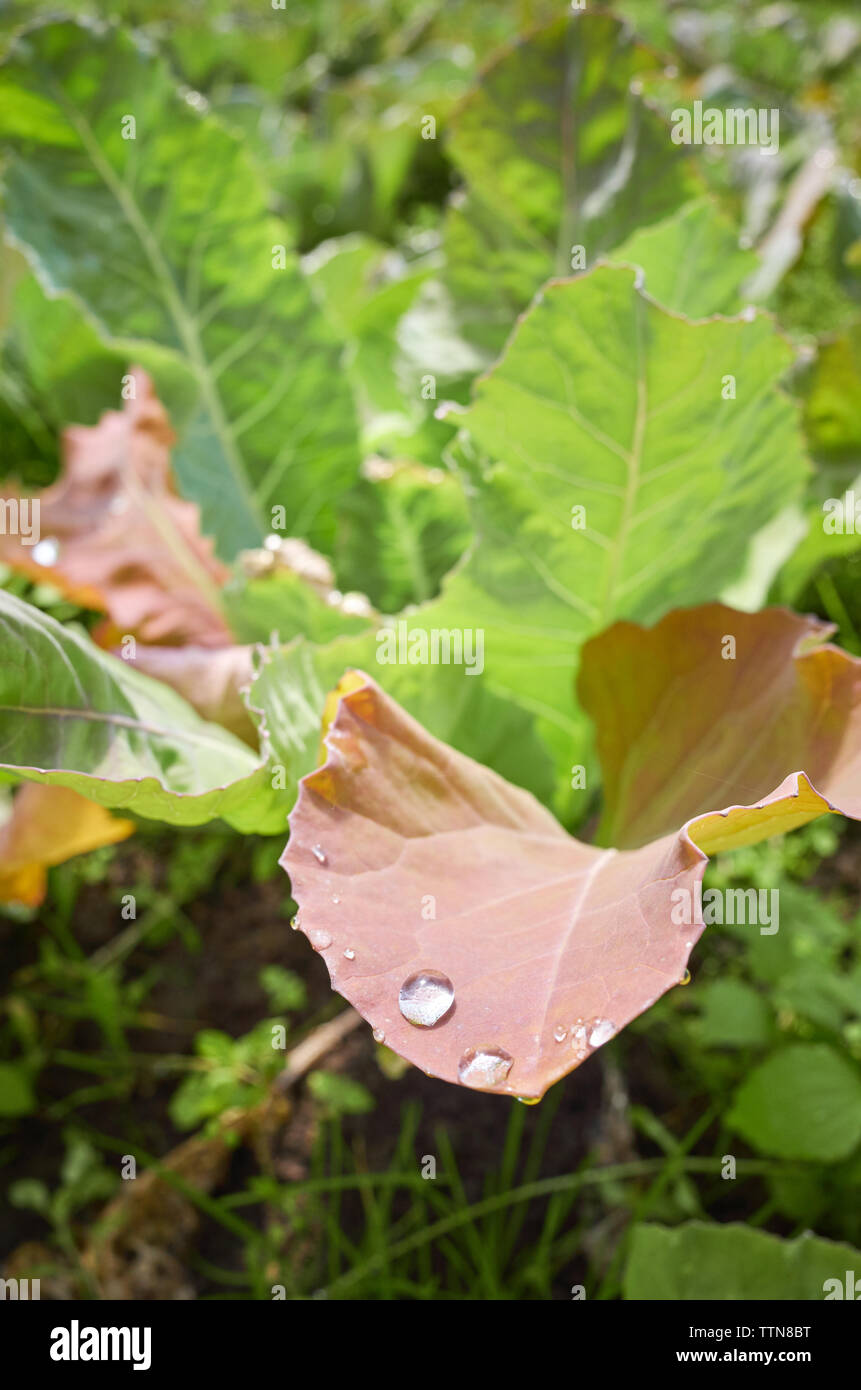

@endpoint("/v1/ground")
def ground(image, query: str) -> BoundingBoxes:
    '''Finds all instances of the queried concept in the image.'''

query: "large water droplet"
[312,844,327,865]
[372,1027,385,1044]
[588,1018,616,1048]
[309,929,332,951]
[289,913,301,931]
[458,1045,513,1089]
[398,969,454,1027]
[679,968,691,986]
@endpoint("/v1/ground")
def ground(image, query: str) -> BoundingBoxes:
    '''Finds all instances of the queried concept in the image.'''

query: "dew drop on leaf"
[372,1027,385,1044]
[311,844,327,865]
[588,1019,617,1048]
[398,969,455,1027]
[553,1024,567,1043]
[343,948,355,960]
[458,1045,513,1088]
[309,929,332,951]
[679,968,691,986]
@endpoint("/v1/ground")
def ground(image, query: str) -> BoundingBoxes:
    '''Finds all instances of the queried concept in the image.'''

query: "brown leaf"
[282,650,861,1098]
[0,367,230,648]
[578,603,861,851]
[0,785,134,907]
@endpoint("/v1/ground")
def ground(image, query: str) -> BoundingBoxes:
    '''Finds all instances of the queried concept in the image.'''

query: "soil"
[4,821,860,1299]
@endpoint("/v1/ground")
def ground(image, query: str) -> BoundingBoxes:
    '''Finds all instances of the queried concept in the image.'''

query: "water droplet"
[331,895,340,904]
[553,1024,567,1043]
[516,1095,540,1106]
[289,914,301,931]
[458,1045,513,1089]
[309,929,332,951]
[343,948,355,960]
[372,1027,385,1044]
[679,968,691,986]
[398,969,454,1027]
[312,844,327,865]
[32,537,59,567]
[588,1018,617,1048]
[571,1024,588,1059]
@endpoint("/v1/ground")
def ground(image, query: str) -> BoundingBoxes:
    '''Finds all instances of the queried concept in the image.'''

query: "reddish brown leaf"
[282,676,701,1098]
[0,367,230,648]
[578,603,861,851]
[283,645,861,1097]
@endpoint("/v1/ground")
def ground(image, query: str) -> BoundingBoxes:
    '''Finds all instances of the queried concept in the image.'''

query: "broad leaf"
[625,1222,861,1300]
[282,666,861,1097]
[251,635,556,812]
[0,590,281,831]
[0,367,231,647]
[442,12,698,356]
[728,1044,861,1162]
[608,198,759,317]
[579,604,861,849]
[0,783,134,907]
[0,21,360,559]
[416,266,808,797]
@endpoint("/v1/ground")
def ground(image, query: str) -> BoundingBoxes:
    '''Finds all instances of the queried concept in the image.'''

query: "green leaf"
[0,21,360,559]
[608,198,759,317]
[0,260,199,487]
[728,1044,861,1162]
[0,1061,36,1116]
[418,265,808,797]
[259,966,307,1014]
[625,1221,861,1300]
[334,463,472,613]
[223,568,372,647]
[0,590,282,832]
[250,634,556,811]
[695,980,773,1049]
[307,1070,375,1115]
[442,11,698,357]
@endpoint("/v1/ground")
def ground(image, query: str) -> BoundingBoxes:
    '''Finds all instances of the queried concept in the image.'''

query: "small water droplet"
[32,537,60,567]
[312,844,327,865]
[372,1027,385,1044]
[458,1045,513,1089]
[331,895,340,904]
[571,1024,588,1059]
[289,914,301,931]
[398,969,454,1027]
[679,968,691,986]
[309,929,332,951]
[343,948,355,960]
[588,1018,617,1048]
[553,1024,567,1043]
[516,1095,540,1106]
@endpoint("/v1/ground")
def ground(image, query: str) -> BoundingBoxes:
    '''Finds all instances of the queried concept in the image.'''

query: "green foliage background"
[1,0,861,1300]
